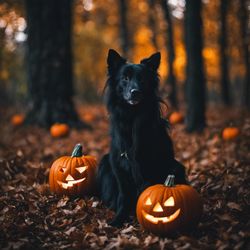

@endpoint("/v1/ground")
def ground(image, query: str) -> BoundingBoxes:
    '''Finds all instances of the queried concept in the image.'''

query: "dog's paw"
[109,217,124,228]
[108,202,117,211]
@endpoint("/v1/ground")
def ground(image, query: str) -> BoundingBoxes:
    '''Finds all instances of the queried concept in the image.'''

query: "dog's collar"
[120,151,129,160]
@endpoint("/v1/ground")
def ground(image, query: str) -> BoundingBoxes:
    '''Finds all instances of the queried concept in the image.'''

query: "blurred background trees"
[118,0,130,57]
[161,0,178,109]
[25,0,82,127]
[219,0,231,106]
[185,0,206,132]
[0,0,249,130]
[239,0,250,108]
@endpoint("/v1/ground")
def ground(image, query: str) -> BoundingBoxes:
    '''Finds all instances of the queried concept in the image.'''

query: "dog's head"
[107,49,161,106]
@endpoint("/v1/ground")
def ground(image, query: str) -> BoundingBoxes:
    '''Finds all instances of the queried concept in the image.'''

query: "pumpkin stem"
[164,175,175,187]
[71,144,83,157]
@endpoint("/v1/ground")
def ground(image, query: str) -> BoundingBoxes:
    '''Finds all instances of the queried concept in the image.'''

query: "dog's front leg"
[131,161,148,195]
[109,156,131,227]
[131,121,149,194]
[110,170,130,226]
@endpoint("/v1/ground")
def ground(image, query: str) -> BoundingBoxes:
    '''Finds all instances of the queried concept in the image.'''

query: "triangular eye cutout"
[145,197,152,205]
[76,166,88,174]
[164,196,175,206]
[60,167,67,173]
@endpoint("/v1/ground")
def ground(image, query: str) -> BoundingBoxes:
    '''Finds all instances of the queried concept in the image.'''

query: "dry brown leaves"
[0,105,249,249]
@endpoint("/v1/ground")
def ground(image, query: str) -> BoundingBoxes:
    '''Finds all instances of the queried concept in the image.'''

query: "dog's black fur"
[97,49,186,226]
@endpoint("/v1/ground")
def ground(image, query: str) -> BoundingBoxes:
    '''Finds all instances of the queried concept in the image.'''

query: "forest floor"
[0,104,249,250]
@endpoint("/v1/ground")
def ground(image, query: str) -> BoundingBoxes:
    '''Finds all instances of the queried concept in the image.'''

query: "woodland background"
[0,0,249,110]
[0,0,249,249]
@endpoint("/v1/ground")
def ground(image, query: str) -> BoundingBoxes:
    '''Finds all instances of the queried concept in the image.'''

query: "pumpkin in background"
[83,113,95,123]
[50,123,70,138]
[169,112,184,125]
[222,127,239,140]
[11,114,25,126]
[49,144,97,196]
[136,175,202,236]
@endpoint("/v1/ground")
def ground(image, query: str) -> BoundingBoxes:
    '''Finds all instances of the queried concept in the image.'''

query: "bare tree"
[148,0,159,50]
[25,0,83,127]
[161,0,178,108]
[0,26,6,104]
[185,0,206,132]
[219,0,231,105]
[239,0,250,108]
[118,0,130,57]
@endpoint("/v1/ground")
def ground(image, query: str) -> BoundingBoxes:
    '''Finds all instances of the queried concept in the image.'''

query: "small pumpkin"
[50,123,70,138]
[11,114,25,126]
[169,112,184,125]
[83,113,95,123]
[222,127,239,140]
[136,175,202,236]
[49,144,97,196]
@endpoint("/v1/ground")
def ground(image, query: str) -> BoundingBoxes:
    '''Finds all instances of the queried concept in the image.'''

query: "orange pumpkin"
[11,114,25,126]
[136,175,202,236]
[83,113,95,123]
[49,144,97,196]
[50,123,70,138]
[169,112,184,124]
[222,127,239,140]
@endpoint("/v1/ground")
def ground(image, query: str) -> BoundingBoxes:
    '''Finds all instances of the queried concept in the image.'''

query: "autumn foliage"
[0,0,249,248]
[0,105,249,249]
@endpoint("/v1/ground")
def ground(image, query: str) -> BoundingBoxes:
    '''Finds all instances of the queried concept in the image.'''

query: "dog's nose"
[130,89,141,99]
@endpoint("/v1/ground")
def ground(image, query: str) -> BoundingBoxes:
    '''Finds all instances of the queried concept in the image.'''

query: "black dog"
[97,49,186,226]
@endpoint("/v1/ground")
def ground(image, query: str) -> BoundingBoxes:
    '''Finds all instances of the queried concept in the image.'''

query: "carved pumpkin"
[11,114,25,126]
[169,112,184,125]
[49,144,97,196]
[50,123,70,138]
[222,127,239,140]
[136,175,202,236]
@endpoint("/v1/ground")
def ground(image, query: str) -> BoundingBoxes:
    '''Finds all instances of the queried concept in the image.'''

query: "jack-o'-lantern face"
[142,196,180,224]
[56,165,88,189]
[49,144,97,196]
[136,175,203,236]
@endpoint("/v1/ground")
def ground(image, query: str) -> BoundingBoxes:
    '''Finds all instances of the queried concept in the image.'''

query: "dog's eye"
[123,76,129,81]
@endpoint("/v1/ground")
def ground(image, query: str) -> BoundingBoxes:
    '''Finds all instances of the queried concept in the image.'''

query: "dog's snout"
[130,89,141,99]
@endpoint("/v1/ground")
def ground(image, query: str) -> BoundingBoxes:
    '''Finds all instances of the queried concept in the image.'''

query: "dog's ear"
[107,49,126,72]
[140,52,161,71]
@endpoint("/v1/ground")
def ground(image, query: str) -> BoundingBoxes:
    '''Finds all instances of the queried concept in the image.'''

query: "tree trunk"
[239,0,250,108]
[118,0,130,57]
[25,0,82,128]
[161,0,178,109]
[148,0,159,50]
[0,28,7,105]
[185,0,206,132]
[219,0,231,105]
[0,30,3,70]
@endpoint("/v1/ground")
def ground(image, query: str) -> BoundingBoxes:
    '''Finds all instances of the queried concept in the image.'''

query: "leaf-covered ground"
[0,105,249,249]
